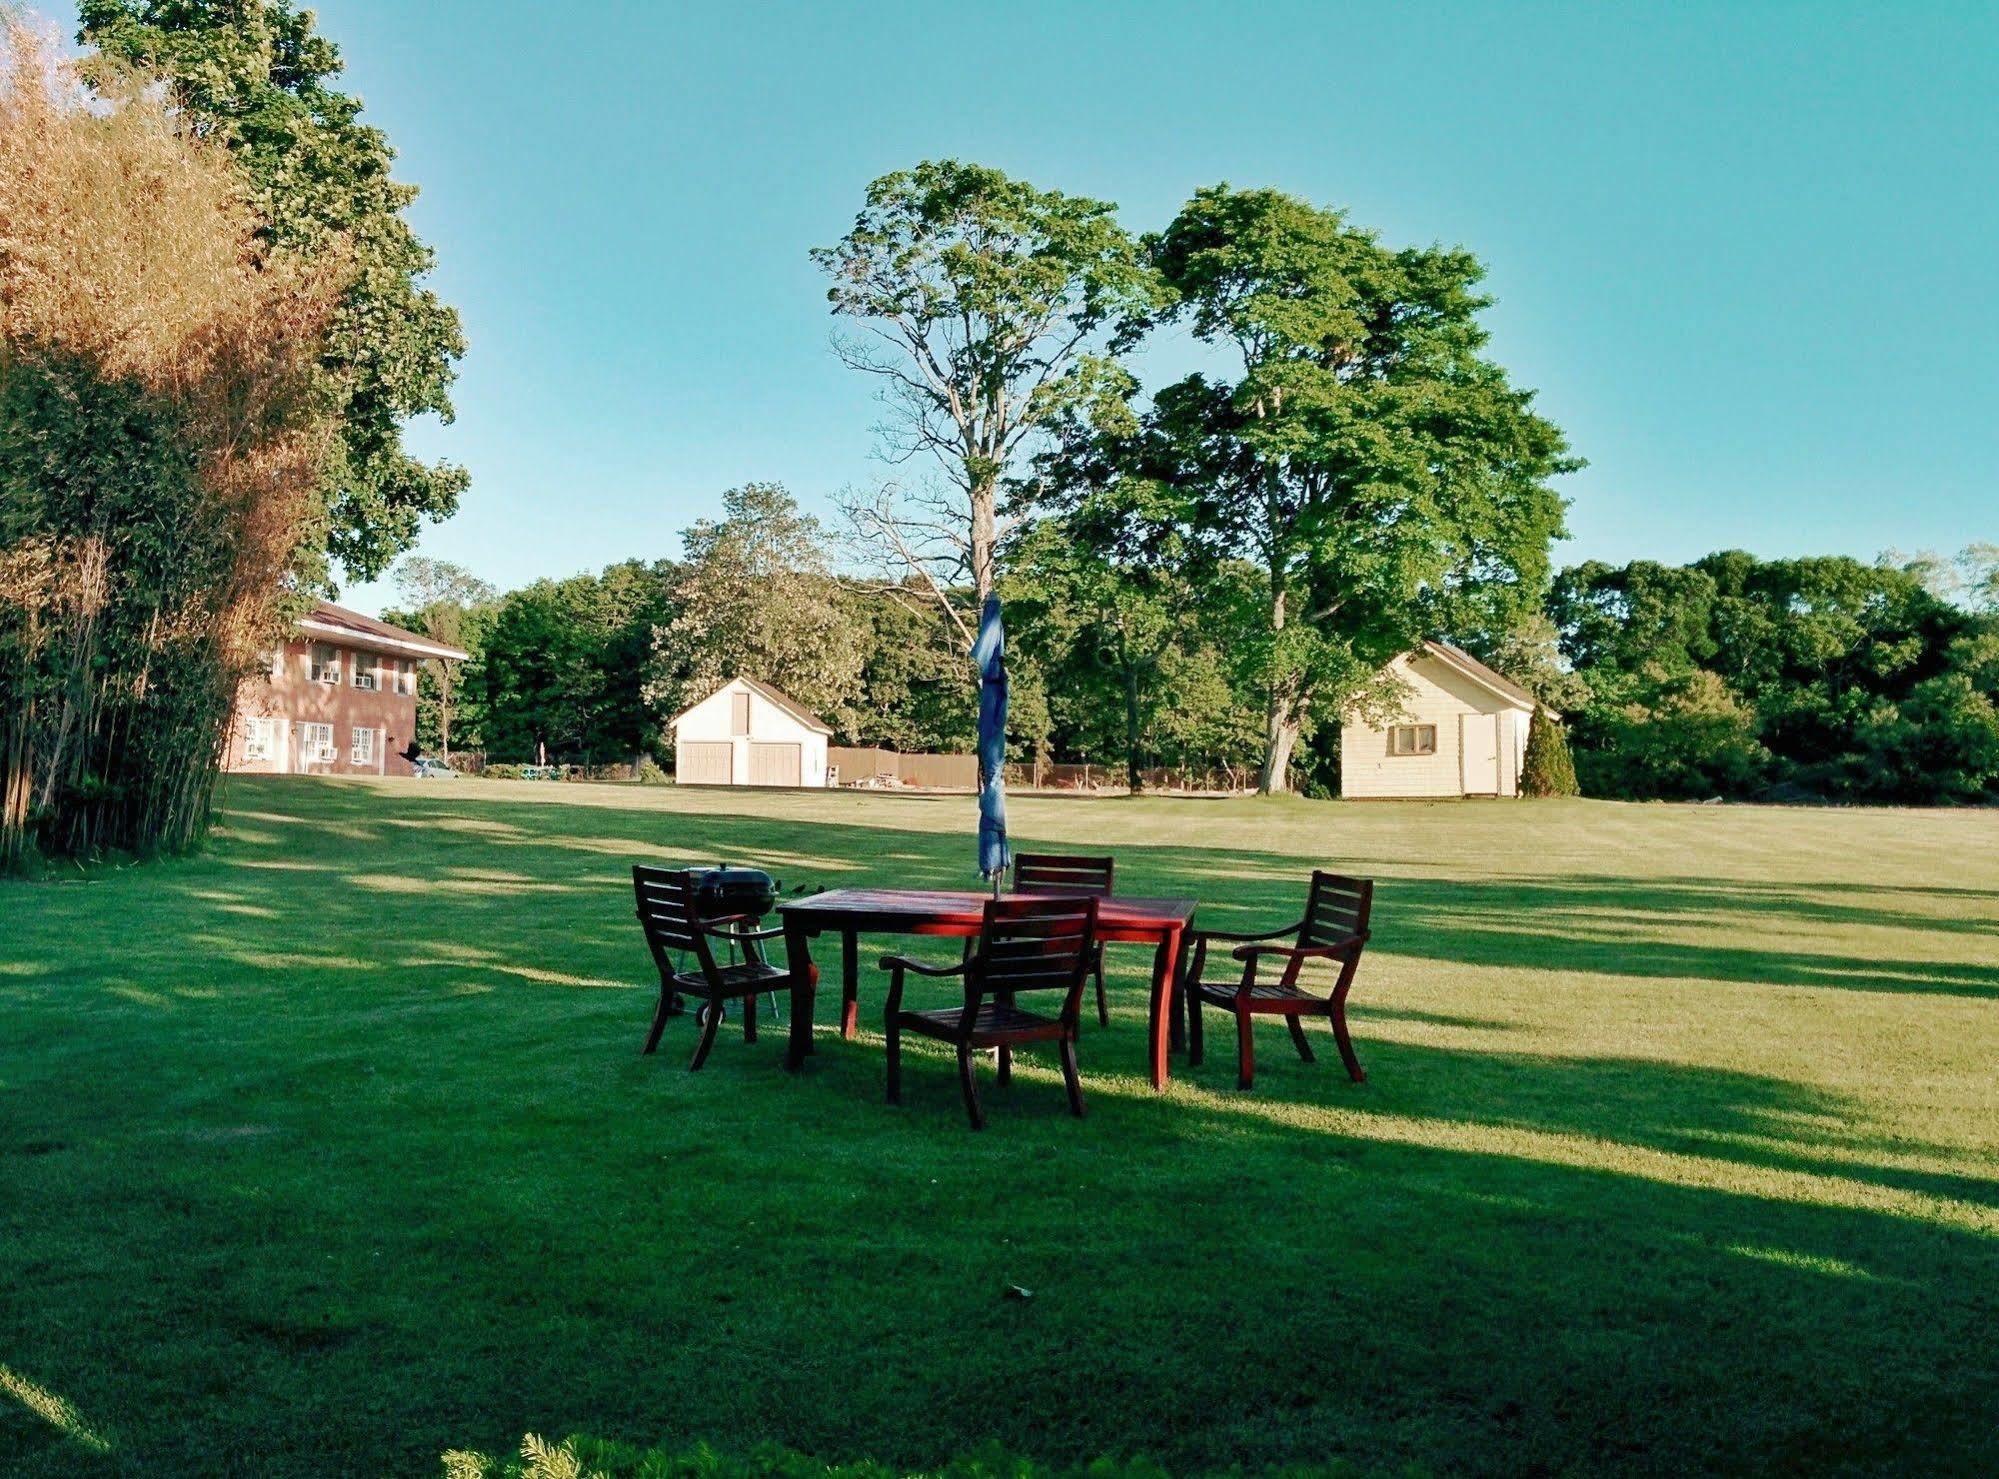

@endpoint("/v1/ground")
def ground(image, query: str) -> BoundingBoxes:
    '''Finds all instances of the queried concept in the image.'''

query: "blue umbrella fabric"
[972,593,1010,885]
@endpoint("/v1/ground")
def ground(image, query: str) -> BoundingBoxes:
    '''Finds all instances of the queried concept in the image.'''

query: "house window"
[1389,724,1437,757]
[269,649,285,681]
[351,726,376,764]
[242,716,275,762]
[731,691,751,736]
[301,722,336,763]
[396,659,416,696]
[353,655,378,690]
[310,644,342,684]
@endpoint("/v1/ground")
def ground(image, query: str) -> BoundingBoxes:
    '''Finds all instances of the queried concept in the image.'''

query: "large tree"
[1146,186,1576,792]
[813,160,1154,642]
[643,485,865,728]
[385,558,495,762]
[79,0,467,581]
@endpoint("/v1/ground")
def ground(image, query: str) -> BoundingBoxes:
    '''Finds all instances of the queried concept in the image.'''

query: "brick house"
[223,601,467,778]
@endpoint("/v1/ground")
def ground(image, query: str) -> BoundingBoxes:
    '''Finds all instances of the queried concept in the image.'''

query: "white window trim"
[310,644,343,685]
[351,727,376,764]
[243,716,275,762]
[1389,724,1437,757]
[301,722,337,764]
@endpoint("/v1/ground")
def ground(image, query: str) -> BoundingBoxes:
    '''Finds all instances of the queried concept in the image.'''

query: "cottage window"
[301,722,336,763]
[310,644,342,684]
[731,691,751,736]
[353,656,378,691]
[395,659,416,696]
[1389,724,1437,757]
[351,726,376,764]
[242,717,275,762]
[269,649,285,681]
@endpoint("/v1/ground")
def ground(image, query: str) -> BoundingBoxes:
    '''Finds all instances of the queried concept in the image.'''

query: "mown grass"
[3,778,1997,1475]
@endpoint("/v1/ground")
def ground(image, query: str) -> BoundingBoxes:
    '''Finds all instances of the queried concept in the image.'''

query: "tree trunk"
[438,663,454,763]
[1123,662,1144,794]
[1259,697,1302,794]
[969,473,998,609]
[1257,578,1298,794]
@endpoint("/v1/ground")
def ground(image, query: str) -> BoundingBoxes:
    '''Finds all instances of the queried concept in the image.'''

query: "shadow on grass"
[3,779,1997,1473]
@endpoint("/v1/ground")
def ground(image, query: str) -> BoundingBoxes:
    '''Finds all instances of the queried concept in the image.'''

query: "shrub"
[634,755,669,786]
[1521,711,1580,797]
[0,21,341,865]
[482,764,527,781]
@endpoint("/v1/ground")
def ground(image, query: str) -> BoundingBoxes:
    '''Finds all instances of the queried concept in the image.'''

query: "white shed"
[1339,641,1543,800]
[670,676,832,787]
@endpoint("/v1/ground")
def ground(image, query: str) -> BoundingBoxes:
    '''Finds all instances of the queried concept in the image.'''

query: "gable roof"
[1420,639,1548,715]
[671,675,832,735]
[300,601,468,662]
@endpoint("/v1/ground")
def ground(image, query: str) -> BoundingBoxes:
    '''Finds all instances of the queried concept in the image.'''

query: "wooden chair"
[1012,853,1114,1026]
[633,864,792,1071]
[1184,871,1374,1090]
[882,896,1100,1130]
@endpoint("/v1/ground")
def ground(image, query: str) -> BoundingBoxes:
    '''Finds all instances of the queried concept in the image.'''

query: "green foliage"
[814,159,1156,608]
[480,561,677,763]
[1142,185,1577,791]
[633,755,669,786]
[1520,712,1580,798]
[644,486,864,730]
[1553,552,1999,802]
[79,0,468,581]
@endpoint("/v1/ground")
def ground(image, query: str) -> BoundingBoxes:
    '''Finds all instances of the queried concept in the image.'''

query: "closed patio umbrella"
[973,593,1010,895]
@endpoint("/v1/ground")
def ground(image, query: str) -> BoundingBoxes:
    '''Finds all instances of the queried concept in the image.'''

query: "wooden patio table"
[779,887,1198,1090]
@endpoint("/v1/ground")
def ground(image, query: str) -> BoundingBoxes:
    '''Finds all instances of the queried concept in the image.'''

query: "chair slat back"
[633,865,714,977]
[1012,853,1114,898]
[1301,871,1373,947]
[976,896,1099,1013]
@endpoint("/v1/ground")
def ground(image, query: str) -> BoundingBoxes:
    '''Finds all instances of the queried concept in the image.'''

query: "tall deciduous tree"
[643,485,864,726]
[1149,186,1576,792]
[79,0,468,581]
[813,160,1154,642]
[387,558,495,762]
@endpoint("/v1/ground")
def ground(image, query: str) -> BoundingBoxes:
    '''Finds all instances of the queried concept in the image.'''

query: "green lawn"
[3,779,1998,1475]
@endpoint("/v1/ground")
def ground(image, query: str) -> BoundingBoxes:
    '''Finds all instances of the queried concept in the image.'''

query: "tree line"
[389,524,1999,804]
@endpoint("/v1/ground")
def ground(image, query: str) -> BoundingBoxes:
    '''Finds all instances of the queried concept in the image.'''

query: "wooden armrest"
[1195,920,1305,945]
[879,953,970,978]
[1231,933,1366,963]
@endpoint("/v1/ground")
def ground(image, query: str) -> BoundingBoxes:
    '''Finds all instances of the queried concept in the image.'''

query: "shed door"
[679,741,734,786]
[1460,714,1501,795]
[747,742,802,787]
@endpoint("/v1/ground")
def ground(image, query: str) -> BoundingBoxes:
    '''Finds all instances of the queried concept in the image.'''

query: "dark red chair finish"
[1012,853,1114,1026]
[633,864,792,1071]
[1184,871,1374,1090]
[882,896,1100,1129]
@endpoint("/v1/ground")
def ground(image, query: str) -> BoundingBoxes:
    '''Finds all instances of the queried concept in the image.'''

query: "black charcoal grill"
[691,865,779,923]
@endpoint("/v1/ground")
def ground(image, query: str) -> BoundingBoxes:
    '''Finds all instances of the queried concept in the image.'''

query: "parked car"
[412,756,455,779]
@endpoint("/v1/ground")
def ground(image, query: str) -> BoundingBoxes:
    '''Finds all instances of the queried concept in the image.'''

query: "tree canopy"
[79,0,468,582]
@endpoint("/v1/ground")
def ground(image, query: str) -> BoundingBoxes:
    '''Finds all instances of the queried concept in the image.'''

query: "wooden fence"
[829,747,1249,795]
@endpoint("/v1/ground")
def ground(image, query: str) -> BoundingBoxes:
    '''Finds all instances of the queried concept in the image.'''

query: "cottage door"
[1460,713,1501,795]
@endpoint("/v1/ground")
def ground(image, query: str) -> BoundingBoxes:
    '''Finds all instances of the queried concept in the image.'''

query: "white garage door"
[747,742,802,787]
[678,741,733,785]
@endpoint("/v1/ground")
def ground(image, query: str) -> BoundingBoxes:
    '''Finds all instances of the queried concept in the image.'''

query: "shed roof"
[301,601,468,662]
[671,675,832,735]
[1420,640,1548,715]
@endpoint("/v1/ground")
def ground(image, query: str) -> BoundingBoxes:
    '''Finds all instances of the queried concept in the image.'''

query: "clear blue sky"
[59,2,1999,615]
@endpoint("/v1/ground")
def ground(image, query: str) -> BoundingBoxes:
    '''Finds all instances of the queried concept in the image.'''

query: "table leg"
[841,929,860,1039]
[1146,923,1185,1091]
[785,916,818,1070]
